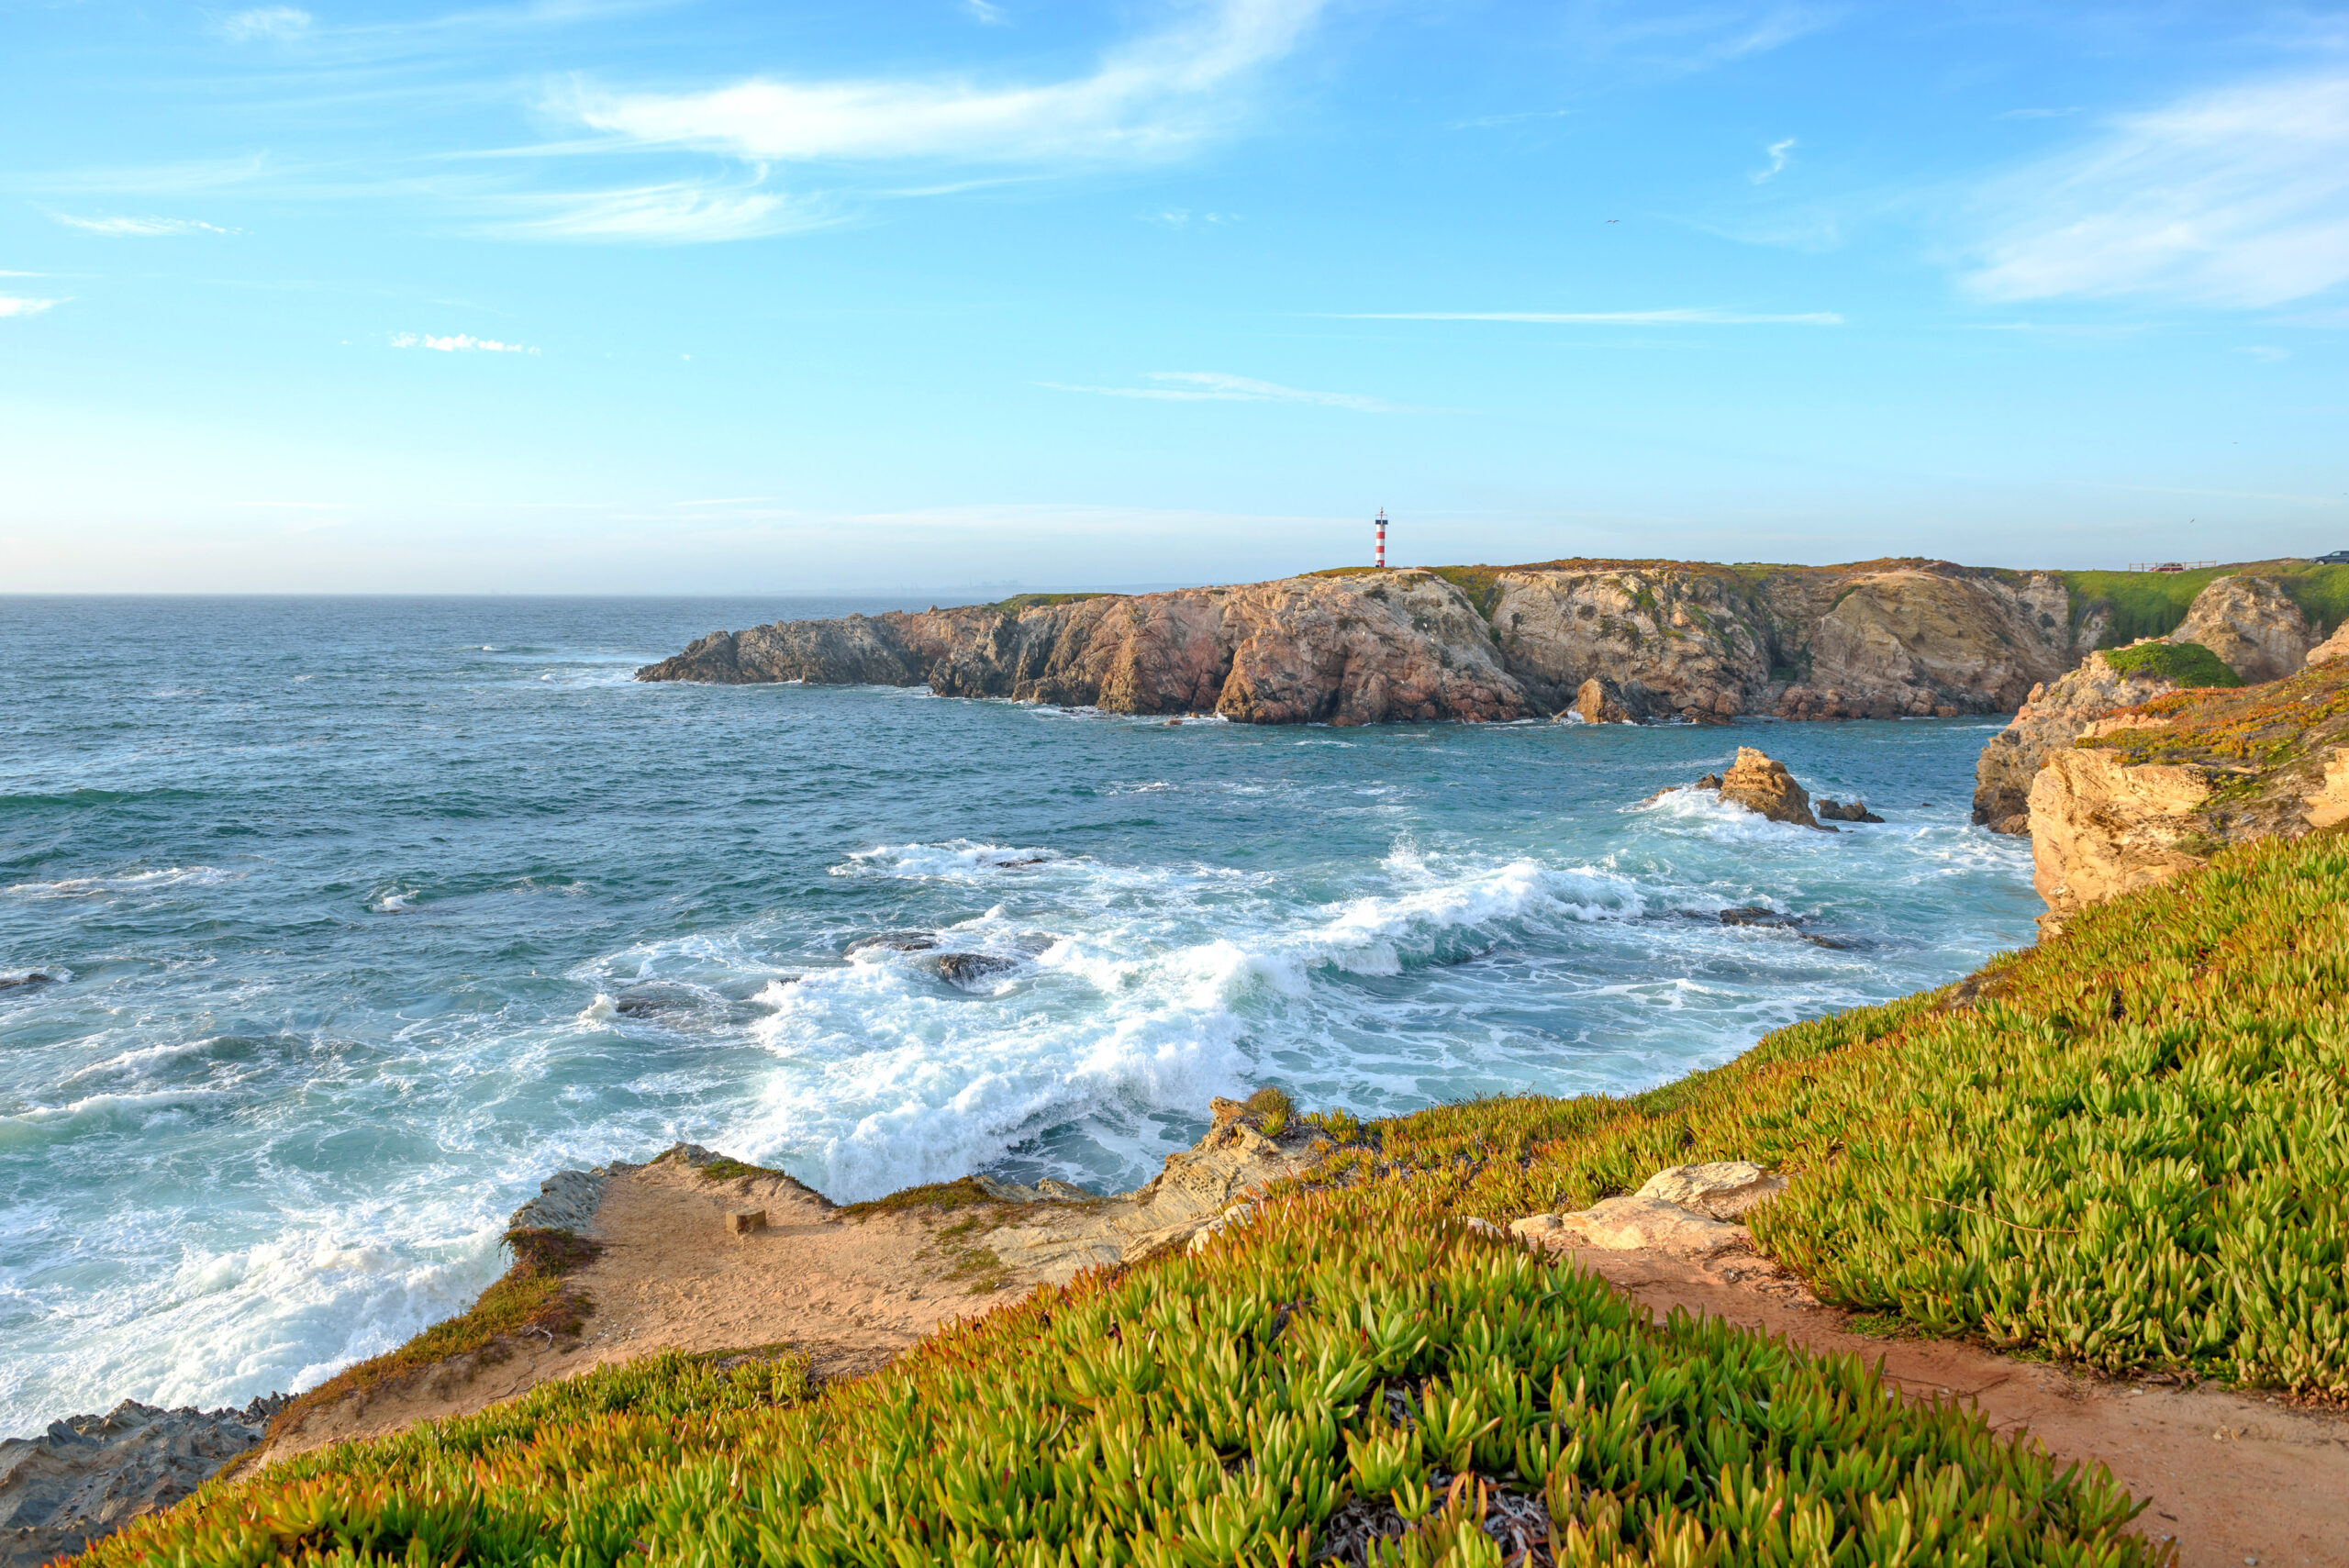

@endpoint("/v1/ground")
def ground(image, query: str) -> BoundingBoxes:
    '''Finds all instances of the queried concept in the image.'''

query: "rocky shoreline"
[639,558,2096,724]
[0,1396,286,1568]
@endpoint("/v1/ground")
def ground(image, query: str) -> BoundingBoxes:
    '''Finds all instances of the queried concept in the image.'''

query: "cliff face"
[1972,653,2187,832]
[2166,573,2312,683]
[640,559,2094,724]
[2025,662,2349,933]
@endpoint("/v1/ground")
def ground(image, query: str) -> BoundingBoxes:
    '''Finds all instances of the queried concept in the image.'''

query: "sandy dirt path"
[1563,1244,2349,1568]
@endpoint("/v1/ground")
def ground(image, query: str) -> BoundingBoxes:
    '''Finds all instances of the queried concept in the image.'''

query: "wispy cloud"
[1043,371,1396,410]
[1750,137,1795,183]
[965,0,1006,22]
[1998,106,2080,121]
[0,296,65,318]
[1452,108,1571,130]
[564,0,1324,165]
[1560,4,1839,81]
[495,178,839,242]
[2236,344,2291,361]
[51,214,237,237]
[221,6,313,41]
[391,331,540,353]
[1329,308,1842,326]
[1967,72,2349,308]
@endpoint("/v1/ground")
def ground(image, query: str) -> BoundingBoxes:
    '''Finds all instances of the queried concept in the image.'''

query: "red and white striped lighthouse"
[1375,508,1387,569]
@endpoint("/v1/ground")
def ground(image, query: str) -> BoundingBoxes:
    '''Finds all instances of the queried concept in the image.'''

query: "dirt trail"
[257,1158,1034,1459]
[1563,1244,2349,1568]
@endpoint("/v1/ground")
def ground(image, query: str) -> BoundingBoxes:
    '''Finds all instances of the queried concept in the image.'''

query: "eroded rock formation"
[1,1396,286,1568]
[1717,747,1829,830]
[1972,651,2188,832]
[2167,574,2312,683]
[641,559,2099,724]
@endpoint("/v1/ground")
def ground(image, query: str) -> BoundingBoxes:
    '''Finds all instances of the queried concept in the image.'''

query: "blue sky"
[4,0,2346,593]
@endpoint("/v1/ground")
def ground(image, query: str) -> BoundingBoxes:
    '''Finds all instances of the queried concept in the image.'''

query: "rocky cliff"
[641,559,2095,724]
[2027,661,2349,933]
[1,1396,285,1568]
[1973,573,2319,832]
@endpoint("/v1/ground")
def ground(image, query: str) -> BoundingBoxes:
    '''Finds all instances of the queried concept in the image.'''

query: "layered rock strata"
[640,559,2096,725]
[1,1396,286,1568]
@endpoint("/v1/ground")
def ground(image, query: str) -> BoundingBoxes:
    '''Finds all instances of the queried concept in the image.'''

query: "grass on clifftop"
[2098,639,2243,688]
[1295,828,2349,1397]
[87,1195,2160,1568]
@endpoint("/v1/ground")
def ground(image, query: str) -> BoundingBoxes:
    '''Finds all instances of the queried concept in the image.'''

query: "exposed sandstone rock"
[2168,575,2311,683]
[1718,747,1829,830]
[2306,749,2349,830]
[2028,750,2214,929]
[2303,621,2349,669]
[1634,1162,1789,1221]
[642,560,2095,725]
[985,1114,1320,1284]
[1559,675,1651,725]
[1972,651,2187,832]
[1,1396,287,1568]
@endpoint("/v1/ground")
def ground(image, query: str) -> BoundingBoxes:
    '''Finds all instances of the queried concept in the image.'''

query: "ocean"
[0,595,2037,1432]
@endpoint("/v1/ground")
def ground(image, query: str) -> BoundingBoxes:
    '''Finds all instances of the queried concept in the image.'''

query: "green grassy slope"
[87,1201,2160,1568]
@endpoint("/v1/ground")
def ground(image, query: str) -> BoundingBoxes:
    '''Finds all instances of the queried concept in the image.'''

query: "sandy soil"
[258,1158,1030,1459]
[1563,1243,2349,1568]
[256,1152,2349,1567]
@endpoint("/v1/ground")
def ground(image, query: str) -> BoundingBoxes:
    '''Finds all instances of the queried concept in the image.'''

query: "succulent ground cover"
[1298,829,2349,1396]
[2095,641,2239,688]
[83,1196,2161,1568]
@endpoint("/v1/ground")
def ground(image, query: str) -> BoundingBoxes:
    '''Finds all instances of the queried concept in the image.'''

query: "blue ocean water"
[0,595,2037,1431]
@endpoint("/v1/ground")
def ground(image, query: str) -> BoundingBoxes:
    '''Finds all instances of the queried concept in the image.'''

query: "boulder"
[1549,1196,1748,1257]
[2168,575,2311,684]
[0,973,52,993]
[1718,748,1830,830]
[933,953,1019,990]
[1814,798,1884,823]
[1633,1162,1788,1221]
[1559,676,1649,725]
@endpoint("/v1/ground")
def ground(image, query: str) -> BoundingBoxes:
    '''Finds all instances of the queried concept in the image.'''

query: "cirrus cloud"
[563,0,1324,165]
[1042,370,1396,411]
[1967,72,2349,308]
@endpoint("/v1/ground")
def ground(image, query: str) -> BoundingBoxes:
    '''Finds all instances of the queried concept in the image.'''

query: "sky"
[3,0,2347,594]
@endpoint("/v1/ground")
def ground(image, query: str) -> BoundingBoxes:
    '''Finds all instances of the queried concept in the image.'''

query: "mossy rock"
[2102,639,2243,687]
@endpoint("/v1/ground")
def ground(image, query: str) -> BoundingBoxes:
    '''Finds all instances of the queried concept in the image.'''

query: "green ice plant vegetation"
[83,1197,2160,1568]
[2097,641,2241,688]
[1311,830,2349,1396]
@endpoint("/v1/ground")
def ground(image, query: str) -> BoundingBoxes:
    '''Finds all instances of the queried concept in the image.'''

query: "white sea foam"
[5,866,234,898]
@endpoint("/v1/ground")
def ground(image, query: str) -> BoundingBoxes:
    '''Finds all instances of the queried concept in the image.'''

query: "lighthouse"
[1375,508,1387,569]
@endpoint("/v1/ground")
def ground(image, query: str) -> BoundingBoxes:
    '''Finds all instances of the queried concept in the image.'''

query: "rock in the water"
[1716,906,1798,929]
[1633,1162,1789,1221]
[2168,574,2311,684]
[1559,675,1650,725]
[1971,649,2191,831]
[1694,773,1721,791]
[1718,747,1830,830]
[0,1395,288,1568]
[0,973,52,993]
[1814,798,1884,823]
[933,952,1019,990]
[846,931,938,954]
